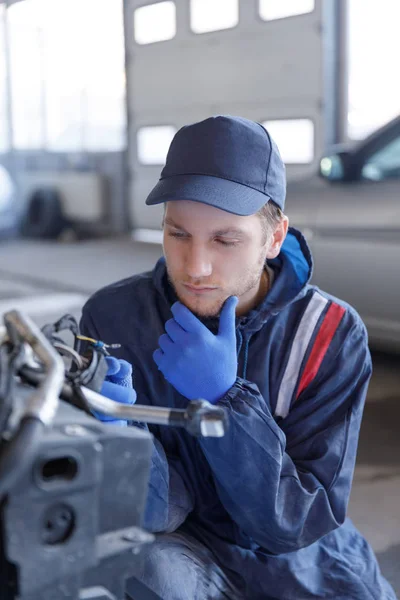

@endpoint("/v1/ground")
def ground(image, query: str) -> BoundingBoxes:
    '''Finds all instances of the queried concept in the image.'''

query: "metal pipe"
[82,388,225,437]
[82,386,180,426]
[4,310,64,425]
[17,366,226,437]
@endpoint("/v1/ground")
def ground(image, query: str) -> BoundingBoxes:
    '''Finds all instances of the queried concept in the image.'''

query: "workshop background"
[0,0,399,595]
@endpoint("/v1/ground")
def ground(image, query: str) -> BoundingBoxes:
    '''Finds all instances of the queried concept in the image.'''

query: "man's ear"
[266,216,289,259]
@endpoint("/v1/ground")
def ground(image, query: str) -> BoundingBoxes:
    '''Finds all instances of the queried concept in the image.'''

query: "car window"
[361,135,400,181]
[0,165,15,208]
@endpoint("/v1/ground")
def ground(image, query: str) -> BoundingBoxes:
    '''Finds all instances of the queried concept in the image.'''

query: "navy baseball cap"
[145,115,286,215]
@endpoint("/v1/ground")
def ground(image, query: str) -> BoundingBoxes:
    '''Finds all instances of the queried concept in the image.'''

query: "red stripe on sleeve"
[296,302,346,400]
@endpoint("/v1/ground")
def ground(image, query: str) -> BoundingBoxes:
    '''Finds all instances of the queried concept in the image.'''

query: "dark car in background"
[286,115,400,352]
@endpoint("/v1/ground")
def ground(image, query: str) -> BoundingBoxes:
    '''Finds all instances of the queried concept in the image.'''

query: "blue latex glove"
[94,356,137,426]
[153,296,238,403]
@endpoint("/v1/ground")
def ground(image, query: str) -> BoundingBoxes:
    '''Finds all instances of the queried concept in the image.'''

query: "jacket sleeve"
[79,303,194,534]
[199,309,372,554]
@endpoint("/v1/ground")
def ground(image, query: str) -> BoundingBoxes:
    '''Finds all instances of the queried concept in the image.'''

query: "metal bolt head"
[200,419,225,437]
[64,424,88,437]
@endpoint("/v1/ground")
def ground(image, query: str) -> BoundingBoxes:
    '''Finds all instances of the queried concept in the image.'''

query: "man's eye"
[216,239,239,247]
[169,231,187,239]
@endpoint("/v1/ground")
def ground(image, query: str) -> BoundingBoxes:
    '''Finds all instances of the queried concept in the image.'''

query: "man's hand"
[95,357,137,426]
[153,296,238,403]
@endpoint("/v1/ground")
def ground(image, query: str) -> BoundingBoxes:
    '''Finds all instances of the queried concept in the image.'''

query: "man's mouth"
[182,283,218,295]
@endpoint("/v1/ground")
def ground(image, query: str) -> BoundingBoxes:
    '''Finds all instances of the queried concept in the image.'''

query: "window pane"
[8,0,44,149]
[8,0,126,152]
[262,119,314,164]
[134,2,176,45]
[44,0,88,153]
[0,5,9,152]
[0,165,14,209]
[44,0,125,152]
[190,0,239,34]
[137,126,176,165]
[362,137,400,181]
[348,0,400,139]
[259,0,314,21]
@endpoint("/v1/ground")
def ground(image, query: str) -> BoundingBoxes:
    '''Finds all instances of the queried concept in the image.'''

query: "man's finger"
[158,333,174,353]
[218,296,238,338]
[171,302,206,334]
[153,348,164,369]
[114,359,132,379]
[105,356,120,376]
[101,381,137,405]
[165,318,186,342]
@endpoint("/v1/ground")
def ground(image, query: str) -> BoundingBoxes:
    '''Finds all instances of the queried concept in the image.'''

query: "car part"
[0,310,227,599]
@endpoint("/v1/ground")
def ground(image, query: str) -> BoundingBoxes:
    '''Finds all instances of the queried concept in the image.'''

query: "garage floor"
[0,237,399,596]
[349,352,400,595]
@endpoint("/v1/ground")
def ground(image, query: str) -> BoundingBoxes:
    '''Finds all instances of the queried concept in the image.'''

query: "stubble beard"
[166,251,267,319]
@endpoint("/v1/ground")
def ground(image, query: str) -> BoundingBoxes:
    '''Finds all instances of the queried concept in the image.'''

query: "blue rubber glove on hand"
[153,296,238,403]
[95,356,137,426]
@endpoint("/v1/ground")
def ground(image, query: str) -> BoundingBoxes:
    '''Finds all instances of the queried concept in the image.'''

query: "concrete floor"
[348,351,400,595]
[0,237,399,596]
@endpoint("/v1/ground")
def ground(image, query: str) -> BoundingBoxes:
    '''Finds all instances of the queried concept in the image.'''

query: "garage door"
[124,0,337,233]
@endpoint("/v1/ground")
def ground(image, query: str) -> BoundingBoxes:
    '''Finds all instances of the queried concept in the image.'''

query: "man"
[81,116,396,599]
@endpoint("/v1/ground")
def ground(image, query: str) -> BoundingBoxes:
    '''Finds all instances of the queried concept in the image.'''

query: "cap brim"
[145,174,270,216]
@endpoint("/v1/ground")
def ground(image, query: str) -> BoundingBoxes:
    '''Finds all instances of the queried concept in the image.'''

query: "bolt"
[64,424,87,437]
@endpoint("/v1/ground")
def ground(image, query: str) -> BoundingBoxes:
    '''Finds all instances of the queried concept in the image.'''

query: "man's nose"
[185,243,212,279]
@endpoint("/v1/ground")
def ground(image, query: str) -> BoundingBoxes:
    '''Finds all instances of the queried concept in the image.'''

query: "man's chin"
[176,293,223,319]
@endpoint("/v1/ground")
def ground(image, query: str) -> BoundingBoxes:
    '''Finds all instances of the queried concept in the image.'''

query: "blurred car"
[0,164,19,239]
[285,115,400,352]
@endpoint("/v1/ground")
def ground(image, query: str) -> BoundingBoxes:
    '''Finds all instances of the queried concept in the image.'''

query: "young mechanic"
[81,116,396,600]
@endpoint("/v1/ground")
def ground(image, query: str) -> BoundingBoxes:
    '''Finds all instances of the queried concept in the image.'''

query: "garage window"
[259,0,315,21]
[8,0,43,150]
[262,119,314,164]
[0,5,9,152]
[7,0,126,152]
[134,2,176,45]
[348,0,400,139]
[190,0,239,34]
[137,125,176,165]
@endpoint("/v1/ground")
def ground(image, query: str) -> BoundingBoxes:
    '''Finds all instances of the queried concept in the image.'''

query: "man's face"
[163,200,285,318]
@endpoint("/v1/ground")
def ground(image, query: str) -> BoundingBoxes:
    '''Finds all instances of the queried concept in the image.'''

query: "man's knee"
[126,534,204,600]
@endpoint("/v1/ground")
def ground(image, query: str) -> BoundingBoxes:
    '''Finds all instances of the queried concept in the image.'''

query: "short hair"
[162,200,284,244]
[256,201,284,244]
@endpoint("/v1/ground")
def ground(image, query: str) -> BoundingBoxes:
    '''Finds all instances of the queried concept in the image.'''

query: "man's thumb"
[218,296,238,337]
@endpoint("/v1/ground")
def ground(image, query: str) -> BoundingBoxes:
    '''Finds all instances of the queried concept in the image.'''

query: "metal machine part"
[0,392,154,600]
[10,309,228,439]
[4,310,64,426]
[81,388,226,438]
[0,310,228,599]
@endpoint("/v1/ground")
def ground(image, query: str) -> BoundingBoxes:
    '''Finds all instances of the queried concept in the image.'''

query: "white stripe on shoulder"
[274,293,329,419]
